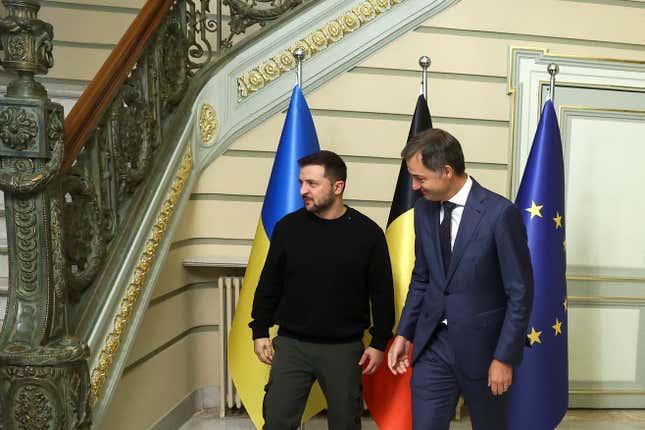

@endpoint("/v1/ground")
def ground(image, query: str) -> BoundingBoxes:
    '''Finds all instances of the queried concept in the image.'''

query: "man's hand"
[488,359,512,395]
[359,347,384,375]
[254,338,274,365]
[387,335,411,375]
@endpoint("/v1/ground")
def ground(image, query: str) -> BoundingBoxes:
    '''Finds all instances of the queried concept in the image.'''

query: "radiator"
[218,275,243,417]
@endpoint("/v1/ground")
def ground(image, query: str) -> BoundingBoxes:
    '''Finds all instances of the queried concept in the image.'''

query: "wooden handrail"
[62,0,174,173]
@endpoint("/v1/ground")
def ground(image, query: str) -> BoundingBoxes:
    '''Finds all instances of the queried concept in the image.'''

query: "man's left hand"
[488,359,512,396]
[359,347,384,375]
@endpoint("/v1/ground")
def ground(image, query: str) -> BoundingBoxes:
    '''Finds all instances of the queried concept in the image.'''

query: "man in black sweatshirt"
[250,150,395,430]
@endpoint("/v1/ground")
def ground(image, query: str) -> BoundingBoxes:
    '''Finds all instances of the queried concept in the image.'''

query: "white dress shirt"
[439,175,473,251]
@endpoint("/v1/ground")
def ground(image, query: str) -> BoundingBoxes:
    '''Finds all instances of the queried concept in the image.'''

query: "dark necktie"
[440,201,457,274]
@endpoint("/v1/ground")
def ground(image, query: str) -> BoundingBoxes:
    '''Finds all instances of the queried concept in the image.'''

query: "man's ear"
[334,180,345,195]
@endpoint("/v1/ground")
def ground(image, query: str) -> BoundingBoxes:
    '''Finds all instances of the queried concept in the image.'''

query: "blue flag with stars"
[509,99,568,429]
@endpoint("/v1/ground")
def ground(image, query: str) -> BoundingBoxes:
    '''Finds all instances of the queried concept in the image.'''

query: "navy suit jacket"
[397,179,534,379]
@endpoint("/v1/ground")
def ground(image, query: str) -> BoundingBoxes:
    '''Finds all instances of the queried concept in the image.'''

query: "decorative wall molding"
[237,0,405,100]
[507,47,645,198]
[86,136,198,427]
[89,145,193,406]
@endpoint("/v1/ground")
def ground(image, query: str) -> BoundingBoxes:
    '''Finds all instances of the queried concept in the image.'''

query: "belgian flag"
[363,94,432,430]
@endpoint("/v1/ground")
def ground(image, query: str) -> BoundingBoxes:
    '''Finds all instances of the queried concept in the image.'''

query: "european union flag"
[228,85,326,429]
[509,99,568,429]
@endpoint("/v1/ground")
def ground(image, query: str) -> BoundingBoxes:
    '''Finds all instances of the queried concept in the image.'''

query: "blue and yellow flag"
[509,99,568,429]
[228,85,325,429]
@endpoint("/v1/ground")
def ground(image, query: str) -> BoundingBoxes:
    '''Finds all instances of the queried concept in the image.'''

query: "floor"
[180,409,645,429]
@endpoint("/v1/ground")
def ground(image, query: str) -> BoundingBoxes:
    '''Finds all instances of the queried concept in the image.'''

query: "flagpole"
[293,47,306,430]
[548,63,559,101]
[294,47,305,87]
[419,55,430,99]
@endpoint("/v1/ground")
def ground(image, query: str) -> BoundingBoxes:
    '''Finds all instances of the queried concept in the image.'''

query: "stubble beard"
[304,191,335,215]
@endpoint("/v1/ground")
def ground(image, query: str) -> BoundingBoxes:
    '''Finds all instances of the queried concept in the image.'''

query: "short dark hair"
[298,150,347,184]
[401,128,465,175]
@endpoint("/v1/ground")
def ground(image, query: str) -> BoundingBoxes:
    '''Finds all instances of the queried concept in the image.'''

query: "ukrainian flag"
[228,85,325,429]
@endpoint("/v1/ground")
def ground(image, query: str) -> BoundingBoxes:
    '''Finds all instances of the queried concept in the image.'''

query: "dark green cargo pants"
[262,336,364,430]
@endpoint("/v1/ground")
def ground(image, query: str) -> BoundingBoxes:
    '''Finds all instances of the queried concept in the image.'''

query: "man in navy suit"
[388,128,534,430]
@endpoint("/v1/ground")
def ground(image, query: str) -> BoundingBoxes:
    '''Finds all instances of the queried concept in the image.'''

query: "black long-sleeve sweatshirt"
[249,207,395,350]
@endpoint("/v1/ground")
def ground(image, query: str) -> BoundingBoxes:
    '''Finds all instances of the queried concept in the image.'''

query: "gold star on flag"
[552,318,563,335]
[525,201,543,219]
[563,298,568,312]
[527,326,543,346]
[553,211,563,229]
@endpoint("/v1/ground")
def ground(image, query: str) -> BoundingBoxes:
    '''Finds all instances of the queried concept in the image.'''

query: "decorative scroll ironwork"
[61,171,105,297]
[223,0,304,47]
[186,0,218,74]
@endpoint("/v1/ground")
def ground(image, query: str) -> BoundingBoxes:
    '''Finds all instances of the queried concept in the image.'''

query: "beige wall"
[38,2,141,82]
[104,0,645,426]
[189,0,645,262]
[103,282,223,429]
[102,235,244,428]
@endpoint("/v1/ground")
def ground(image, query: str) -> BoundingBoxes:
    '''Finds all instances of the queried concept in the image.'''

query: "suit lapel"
[446,180,487,285]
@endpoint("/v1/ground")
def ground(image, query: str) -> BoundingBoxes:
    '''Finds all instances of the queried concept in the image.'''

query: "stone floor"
[180,409,645,429]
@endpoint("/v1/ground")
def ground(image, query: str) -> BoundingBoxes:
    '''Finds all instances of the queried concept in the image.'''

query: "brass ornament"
[308,30,328,52]
[89,145,193,406]
[14,384,55,428]
[274,51,296,72]
[237,0,405,100]
[0,107,38,151]
[8,36,28,61]
[325,21,344,43]
[259,59,281,82]
[370,0,392,12]
[342,10,363,30]
[199,104,218,146]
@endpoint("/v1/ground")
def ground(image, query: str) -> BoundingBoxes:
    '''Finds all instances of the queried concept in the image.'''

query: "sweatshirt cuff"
[369,335,390,351]
[250,323,270,340]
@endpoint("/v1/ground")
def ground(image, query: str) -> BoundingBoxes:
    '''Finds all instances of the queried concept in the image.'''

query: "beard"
[303,190,335,214]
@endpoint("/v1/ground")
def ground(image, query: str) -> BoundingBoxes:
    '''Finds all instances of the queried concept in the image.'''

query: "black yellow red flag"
[363,94,432,430]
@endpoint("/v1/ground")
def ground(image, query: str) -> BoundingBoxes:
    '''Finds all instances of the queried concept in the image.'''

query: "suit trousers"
[262,336,364,430]
[410,324,509,430]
